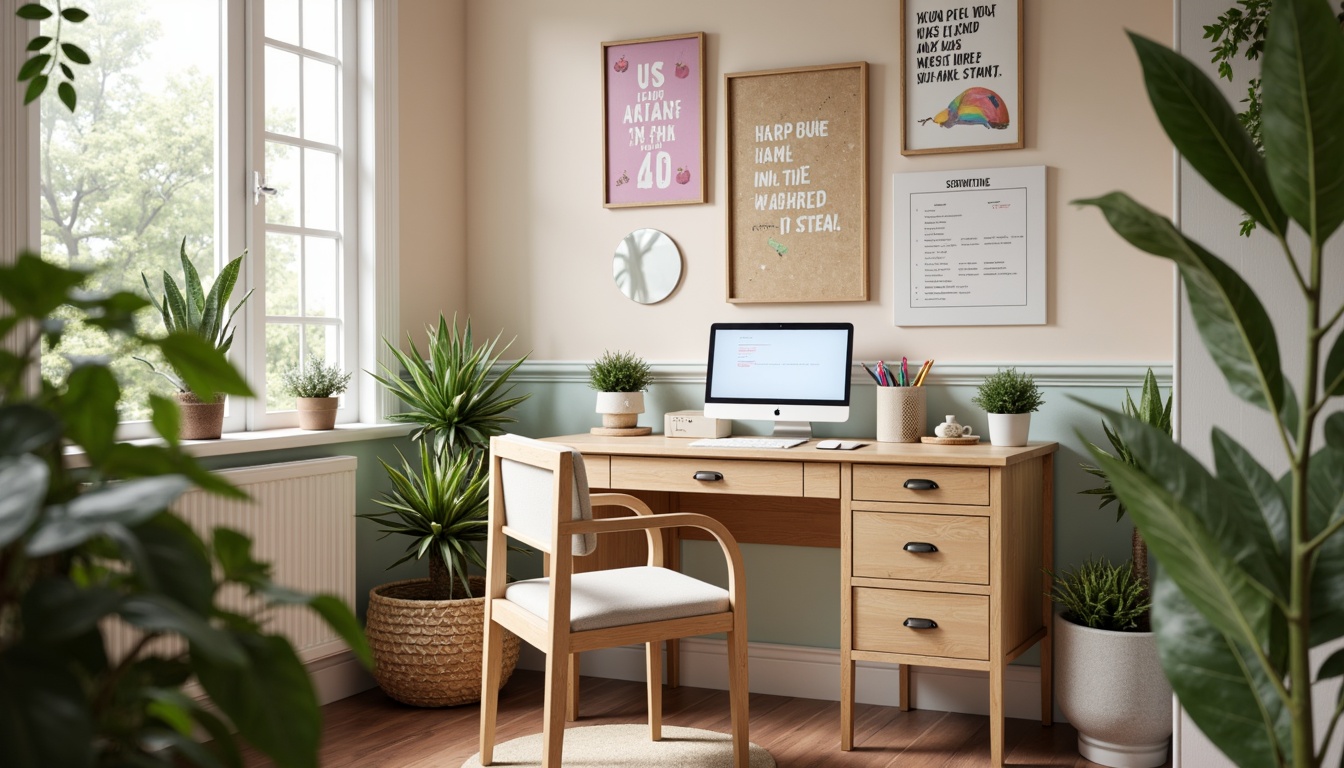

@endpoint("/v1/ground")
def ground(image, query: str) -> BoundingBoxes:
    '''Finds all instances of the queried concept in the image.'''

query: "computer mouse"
[816,440,841,450]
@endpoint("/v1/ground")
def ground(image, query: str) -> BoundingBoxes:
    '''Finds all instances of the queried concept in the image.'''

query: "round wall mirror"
[613,228,682,304]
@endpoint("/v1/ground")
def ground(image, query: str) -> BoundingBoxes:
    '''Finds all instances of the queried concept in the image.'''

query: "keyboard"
[689,437,807,449]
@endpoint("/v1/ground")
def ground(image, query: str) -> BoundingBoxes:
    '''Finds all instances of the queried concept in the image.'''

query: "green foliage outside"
[1075,0,1344,764]
[587,349,652,392]
[1049,558,1152,633]
[970,367,1044,415]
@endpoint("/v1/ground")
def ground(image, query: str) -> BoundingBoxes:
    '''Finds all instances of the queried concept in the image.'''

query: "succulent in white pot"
[587,350,652,429]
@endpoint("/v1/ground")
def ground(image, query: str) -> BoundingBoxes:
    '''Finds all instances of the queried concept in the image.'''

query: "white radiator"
[107,456,359,664]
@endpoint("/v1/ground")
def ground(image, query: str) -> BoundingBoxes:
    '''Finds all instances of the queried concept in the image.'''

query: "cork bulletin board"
[725,62,868,303]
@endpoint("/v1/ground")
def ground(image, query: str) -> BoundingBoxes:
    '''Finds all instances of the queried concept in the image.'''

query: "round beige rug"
[461,723,775,767]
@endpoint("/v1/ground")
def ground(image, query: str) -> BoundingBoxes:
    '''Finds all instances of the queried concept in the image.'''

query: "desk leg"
[990,663,1005,766]
[899,664,910,711]
[840,651,855,751]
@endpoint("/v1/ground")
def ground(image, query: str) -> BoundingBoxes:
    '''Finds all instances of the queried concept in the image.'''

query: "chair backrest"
[492,434,597,557]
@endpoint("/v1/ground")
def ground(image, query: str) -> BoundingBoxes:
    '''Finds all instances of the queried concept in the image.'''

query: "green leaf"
[26,35,52,51]
[0,648,94,768]
[212,527,268,585]
[195,634,322,768]
[16,3,54,20]
[1325,329,1344,398]
[162,272,189,333]
[103,443,247,499]
[56,81,75,112]
[1212,429,1290,558]
[119,594,245,666]
[133,514,216,618]
[0,253,87,319]
[178,239,205,330]
[1074,192,1284,416]
[1086,406,1277,643]
[148,394,181,446]
[20,579,120,643]
[0,404,61,457]
[1326,411,1344,450]
[59,6,89,22]
[64,476,191,527]
[17,54,50,81]
[22,74,47,105]
[1260,0,1344,242]
[0,455,48,547]
[1306,446,1344,644]
[1151,572,1290,768]
[1128,32,1286,237]
[155,331,252,400]
[59,42,90,65]
[60,365,120,459]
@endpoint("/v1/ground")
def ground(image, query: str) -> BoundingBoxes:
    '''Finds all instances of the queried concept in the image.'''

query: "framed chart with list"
[892,165,1045,326]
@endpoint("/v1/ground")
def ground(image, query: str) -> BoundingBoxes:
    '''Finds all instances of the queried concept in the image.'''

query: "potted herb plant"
[587,349,652,434]
[362,314,529,706]
[136,238,253,439]
[971,367,1044,446]
[1050,558,1172,768]
[279,357,353,430]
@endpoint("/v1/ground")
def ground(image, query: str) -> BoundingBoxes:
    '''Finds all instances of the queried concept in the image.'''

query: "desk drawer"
[852,588,988,660]
[852,465,989,506]
[852,512,988,585]
[610,456,803,496]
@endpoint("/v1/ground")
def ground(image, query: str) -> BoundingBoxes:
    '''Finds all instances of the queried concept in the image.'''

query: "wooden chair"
[479,434,750,767]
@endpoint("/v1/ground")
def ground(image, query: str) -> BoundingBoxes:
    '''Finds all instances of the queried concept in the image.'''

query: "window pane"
[302,0,338,56]
[265,47,300,138]
[38,0,220,421]
[303,57,338,145]
[305,324,339,371]
[304,148,338,230]
[265,141,300,226]
[266,323,300,412]
[267,233,301,316]
[265,0,300,47]
[304,236,338,317]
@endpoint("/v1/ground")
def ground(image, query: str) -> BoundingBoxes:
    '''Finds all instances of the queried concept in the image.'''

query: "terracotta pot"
[297,396,339,430]
[176,392,225,440]
[365,577,520,707]
[595,391,644,429]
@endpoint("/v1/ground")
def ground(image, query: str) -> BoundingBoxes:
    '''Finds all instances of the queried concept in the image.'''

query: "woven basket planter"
[365,576,520,707]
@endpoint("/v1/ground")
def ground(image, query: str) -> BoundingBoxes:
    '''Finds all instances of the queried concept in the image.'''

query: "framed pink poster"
[602,32,706,208]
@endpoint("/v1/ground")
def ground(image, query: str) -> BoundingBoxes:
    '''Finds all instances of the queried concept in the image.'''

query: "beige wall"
[401,0,1174,363]
[398,0,467,348]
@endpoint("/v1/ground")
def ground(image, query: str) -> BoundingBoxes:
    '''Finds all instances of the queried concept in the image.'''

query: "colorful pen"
[901,357,909,387]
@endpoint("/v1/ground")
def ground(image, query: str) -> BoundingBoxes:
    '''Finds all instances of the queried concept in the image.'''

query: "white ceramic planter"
[594,391,644,428]
[986,412,1031,446]
[1055,614,1173,768]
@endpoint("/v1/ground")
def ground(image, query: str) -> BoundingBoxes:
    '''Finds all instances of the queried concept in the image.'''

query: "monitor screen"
[703,322,854,434]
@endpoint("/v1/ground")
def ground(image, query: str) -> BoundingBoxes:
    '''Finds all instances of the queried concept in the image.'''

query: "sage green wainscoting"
[503,361,1171,665]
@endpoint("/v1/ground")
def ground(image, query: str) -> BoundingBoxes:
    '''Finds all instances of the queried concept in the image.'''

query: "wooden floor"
[242,669,1154,767]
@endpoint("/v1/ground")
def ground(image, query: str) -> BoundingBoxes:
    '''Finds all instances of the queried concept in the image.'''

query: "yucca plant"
[371,314,529,459]
[136,238,254,393]
[360,444,490,600]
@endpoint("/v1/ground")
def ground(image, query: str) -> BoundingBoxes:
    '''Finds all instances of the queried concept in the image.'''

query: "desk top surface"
[544,433,1056,468]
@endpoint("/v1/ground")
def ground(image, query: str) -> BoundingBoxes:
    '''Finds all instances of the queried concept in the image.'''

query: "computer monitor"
[703,322,855,437]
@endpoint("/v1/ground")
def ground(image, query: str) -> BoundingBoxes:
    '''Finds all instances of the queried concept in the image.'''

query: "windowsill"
[64,422,414,468]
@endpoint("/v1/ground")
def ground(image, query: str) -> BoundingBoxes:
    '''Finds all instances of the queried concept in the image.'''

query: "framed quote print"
[602,32,706,207]
[724,62,868,303]
[900,0,1023,155]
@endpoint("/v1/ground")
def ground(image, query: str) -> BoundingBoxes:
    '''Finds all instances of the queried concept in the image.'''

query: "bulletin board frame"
[724,61,868,303]
[900,0,1023,155]
[602,32,707,208]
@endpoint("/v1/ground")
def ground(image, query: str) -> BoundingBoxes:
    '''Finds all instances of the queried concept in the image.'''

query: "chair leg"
[567,653,580,722]
[479,619,505,766]
[542,647,569,768]
[726,627,750,768]
[646,641,662,741]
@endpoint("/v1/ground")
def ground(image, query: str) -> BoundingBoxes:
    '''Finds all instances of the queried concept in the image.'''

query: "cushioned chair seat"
[505,565,731,632]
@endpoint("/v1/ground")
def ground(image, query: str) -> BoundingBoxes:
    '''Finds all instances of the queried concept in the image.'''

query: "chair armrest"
[583,492,662,564]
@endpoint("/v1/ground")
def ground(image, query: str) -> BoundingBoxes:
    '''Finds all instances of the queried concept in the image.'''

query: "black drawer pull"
[903,618,938,630]
[902,478,939,491]
[693,471,724,482]
[903,542,939,554]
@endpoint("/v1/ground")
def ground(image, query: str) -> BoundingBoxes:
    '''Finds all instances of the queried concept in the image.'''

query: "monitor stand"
[771,421,813,439]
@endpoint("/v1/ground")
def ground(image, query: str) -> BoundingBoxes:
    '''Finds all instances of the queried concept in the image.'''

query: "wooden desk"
[544,433,1057,765]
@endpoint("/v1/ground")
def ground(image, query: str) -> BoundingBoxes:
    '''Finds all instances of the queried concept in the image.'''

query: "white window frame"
[4,0,399,440]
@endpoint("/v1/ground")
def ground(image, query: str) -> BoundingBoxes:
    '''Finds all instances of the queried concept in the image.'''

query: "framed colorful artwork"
[900,0,1023,155]
[602,32,706,207]
[724,62,868,303]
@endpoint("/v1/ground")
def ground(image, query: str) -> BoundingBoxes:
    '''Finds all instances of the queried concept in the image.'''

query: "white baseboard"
[517,639,1048,721]
[307,651,377,705]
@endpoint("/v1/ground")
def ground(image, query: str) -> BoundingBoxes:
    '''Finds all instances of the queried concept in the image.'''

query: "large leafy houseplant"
[0,254,369,768]
[1076,1,1344,765]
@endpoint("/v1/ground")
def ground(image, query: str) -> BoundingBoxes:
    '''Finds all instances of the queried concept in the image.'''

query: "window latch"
[253,171,278,205]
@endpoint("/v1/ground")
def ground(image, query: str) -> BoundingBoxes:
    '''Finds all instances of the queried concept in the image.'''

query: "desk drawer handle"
[902,478,939,491]
[693,471,724,482]
[903,617,938,630]
[903,542,939,554]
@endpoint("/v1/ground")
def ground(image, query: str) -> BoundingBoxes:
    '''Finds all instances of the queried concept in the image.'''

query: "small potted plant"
[971,367,1044,446]
[1049,558,1171,768]
[279,357,353,430]
[587,349,652,434]
[136,238,253,439]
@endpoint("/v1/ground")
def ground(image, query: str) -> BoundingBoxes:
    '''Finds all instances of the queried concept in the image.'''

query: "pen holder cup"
[876,386,926,443]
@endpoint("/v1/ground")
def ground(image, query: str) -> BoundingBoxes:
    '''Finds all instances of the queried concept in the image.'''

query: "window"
[30,0,390,435]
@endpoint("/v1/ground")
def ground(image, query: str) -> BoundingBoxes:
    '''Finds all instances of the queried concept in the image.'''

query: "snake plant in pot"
[1075,1,1344,765]
[361,314,530,706]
